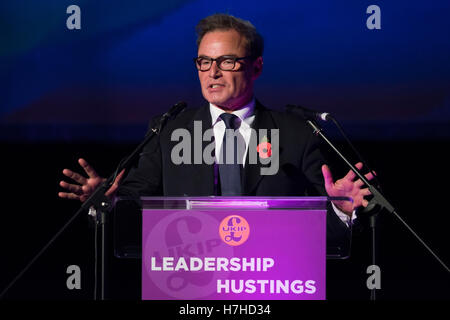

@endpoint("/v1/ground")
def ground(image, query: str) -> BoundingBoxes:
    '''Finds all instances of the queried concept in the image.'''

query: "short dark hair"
[195,13,264,58]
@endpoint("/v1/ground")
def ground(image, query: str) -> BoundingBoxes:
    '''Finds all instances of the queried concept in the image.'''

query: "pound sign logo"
[219,215,250,246]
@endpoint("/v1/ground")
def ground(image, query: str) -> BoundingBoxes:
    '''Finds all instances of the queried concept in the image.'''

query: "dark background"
[1,138,449,300]
[1,0,449,141]
[0,0,449,300]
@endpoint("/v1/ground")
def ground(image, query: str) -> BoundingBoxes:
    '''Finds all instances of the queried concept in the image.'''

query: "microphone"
[162,101,187,120]
[287,102,384,196]
[286,104,331,121]
[146,101,187,137]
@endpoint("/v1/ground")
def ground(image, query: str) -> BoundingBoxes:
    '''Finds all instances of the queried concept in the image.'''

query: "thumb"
[321,164,334,190]
[115,169,126,184]
[106,169,125,197]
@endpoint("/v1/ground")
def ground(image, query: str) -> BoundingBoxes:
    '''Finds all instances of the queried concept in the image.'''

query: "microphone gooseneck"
[286,104,330,121]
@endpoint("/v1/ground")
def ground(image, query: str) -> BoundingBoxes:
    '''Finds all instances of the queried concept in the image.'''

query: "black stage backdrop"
[0,138,449,301]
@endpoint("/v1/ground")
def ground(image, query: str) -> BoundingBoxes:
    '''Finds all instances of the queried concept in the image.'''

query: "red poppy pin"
[256,136,272,159]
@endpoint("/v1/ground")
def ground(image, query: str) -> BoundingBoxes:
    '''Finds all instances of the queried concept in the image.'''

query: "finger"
[58,192,80,201]
[360,188,372,196]
[362,199,369,207]
[106,169,126,197]
[62,168,87,185]
[365,171,375,181]
[115,169,126,184]
[354,172,376,188]
[59,181,83,195]
[321,165,334,189]
[79,158,99,179]
[81,183,97,195]
[354,179,364,188]
[343,162,363,181]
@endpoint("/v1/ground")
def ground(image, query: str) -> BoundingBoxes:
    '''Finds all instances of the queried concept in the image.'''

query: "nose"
[209,60,222,78]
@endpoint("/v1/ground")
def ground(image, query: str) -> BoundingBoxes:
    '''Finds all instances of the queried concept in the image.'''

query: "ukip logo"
[219,215,250,246]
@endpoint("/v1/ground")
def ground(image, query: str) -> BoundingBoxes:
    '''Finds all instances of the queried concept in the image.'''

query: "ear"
[252,56,263,80]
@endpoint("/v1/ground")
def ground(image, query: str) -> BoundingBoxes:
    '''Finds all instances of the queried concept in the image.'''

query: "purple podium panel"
[141,198,327,300]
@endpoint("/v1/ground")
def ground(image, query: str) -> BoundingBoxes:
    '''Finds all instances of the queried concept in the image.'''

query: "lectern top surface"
[134,196,352,210]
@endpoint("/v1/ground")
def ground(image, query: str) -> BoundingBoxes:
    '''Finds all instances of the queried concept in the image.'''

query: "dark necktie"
[218,113,242,196]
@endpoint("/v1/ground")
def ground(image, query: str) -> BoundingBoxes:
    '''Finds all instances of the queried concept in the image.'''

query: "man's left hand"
[322,162,375,216]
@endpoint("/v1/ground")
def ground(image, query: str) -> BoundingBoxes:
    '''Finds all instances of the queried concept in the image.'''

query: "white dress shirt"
[210,99,255,166]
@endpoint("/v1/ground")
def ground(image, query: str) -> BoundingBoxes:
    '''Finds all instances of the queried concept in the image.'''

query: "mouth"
[208,83,225,89]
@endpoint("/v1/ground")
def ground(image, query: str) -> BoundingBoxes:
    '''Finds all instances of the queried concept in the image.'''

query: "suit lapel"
[185,105,216,195]
[243,101,279,195]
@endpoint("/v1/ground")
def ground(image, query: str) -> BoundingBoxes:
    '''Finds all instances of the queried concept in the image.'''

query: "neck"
[215,96,254,113]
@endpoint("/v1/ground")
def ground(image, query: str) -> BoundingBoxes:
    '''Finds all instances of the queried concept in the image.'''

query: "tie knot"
[219,113,240,129]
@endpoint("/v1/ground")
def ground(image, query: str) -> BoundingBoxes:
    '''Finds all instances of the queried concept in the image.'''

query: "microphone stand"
[366,201,381,300]
[79,102,186,300]
[306,120,450,300]
[0,102,186,300]
[84,129,160,300]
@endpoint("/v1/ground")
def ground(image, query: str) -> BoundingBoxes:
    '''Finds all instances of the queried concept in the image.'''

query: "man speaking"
[58,13,375,246]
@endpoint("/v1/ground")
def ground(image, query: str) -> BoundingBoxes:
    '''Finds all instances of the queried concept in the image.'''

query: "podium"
[113,196,352,300]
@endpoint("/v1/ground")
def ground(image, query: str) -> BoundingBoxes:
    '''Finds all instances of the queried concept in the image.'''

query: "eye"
[197,58,211,66]
[221,59,234,66]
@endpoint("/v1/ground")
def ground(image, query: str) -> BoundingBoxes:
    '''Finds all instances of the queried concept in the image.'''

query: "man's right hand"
[58,158,125,202]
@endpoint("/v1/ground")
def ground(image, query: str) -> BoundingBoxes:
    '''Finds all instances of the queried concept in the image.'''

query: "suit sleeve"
[300,127,352,256]
[116,118,163,200]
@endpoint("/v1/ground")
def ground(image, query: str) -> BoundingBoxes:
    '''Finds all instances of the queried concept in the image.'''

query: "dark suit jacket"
[117,101,350,253]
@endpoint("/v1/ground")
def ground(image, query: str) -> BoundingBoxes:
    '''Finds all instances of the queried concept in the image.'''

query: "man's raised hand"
[322,162,375,216]
[58,158,125,202]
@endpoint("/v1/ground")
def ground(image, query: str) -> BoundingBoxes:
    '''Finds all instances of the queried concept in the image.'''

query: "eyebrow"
[197,54,238,59]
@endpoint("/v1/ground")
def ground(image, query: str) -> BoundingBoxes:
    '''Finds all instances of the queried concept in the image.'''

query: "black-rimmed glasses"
[193,55,252,71]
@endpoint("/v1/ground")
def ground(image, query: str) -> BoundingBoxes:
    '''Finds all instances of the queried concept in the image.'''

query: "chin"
[205,96,228,107]
[211,101,234,110]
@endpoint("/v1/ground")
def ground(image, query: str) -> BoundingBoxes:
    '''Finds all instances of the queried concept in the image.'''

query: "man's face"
[197,29,262,111]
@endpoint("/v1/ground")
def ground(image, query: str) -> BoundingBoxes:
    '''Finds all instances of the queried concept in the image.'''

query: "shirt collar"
[209,98,256,126]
